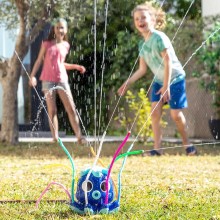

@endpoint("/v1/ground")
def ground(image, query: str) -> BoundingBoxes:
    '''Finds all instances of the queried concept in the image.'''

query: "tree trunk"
[0,61,20,144]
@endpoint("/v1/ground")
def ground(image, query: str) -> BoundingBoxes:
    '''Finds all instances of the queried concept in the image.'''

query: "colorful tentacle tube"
[104,131,131,204]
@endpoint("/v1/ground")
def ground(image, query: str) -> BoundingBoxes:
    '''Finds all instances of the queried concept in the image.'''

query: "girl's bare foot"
[77,137,87,145]
[52,137,58,143]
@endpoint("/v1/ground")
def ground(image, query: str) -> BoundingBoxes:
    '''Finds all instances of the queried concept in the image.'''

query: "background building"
[202,0,220,17]
[0,27,25,124]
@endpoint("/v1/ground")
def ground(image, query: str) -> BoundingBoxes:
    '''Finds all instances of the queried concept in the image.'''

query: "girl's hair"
[47,18,68,41]
[132,1,166,30]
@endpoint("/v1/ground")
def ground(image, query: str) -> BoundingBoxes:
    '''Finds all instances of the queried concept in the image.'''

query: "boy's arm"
[161,49,171,88]
[159,49,172,102]
[128,57,147,84]
[117,57,147,96]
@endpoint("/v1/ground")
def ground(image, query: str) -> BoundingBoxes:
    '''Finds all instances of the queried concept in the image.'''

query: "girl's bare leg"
[44,91,59,141]
[58,89,83,142]
[151,101,163,151]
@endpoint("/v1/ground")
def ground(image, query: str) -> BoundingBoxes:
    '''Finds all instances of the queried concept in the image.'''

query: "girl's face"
[133,10,154,34]
[54,22,67,41]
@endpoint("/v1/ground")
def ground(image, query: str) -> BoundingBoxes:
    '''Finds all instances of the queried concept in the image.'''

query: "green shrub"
[115,88,168,143]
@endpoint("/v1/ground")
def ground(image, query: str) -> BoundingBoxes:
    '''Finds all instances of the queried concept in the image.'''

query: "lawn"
[0,141,220,220]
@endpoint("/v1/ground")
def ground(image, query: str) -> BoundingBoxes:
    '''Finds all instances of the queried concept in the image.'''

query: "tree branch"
[27,0,56,45]
[13,0,29,59]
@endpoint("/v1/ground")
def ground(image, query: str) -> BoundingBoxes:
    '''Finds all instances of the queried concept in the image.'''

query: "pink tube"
[35,182,71,208]
[105,131,131,204]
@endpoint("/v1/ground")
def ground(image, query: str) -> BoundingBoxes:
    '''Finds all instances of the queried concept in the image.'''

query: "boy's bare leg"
[170,109,190,148]
[151,101,163,151]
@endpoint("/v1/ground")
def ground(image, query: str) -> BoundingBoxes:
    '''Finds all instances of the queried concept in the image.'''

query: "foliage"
[192,17,220,119]
[0,0,86,31]
[115,88,168,142]
[161,0,202,20]
[165,17,203,76]
[65,0,145,135]
[108,30,152,89]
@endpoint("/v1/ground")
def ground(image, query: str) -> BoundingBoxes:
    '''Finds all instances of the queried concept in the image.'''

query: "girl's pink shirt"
[40,40,70,83]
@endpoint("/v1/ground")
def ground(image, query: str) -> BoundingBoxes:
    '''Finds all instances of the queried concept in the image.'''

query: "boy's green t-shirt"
[139,29,185,85]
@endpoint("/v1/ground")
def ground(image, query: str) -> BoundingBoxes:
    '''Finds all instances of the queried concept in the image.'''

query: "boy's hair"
[47,18,68,41]
[132,1,166,30]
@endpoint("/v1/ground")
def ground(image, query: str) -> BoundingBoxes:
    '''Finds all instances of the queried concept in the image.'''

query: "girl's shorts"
[151,80,188,109]
[42,81,71,93]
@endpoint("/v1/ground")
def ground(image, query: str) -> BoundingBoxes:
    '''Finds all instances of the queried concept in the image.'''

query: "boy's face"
[133,10,153,34]
[54,22,67,40]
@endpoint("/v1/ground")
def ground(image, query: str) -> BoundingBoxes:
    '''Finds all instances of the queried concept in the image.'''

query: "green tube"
[58,138,75,203]
[115,150,144,162]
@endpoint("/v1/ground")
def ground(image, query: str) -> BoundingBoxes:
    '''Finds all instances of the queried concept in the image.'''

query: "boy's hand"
[156,86,170,103]
[117,82,128,96]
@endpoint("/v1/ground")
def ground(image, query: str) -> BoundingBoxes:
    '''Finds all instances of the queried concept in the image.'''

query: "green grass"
[0,141,220,220]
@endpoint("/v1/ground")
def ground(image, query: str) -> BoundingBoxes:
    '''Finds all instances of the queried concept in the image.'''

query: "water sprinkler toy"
[70,166,119,214]
[36,133,145,215]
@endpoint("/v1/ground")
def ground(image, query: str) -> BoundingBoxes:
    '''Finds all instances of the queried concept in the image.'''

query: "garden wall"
[162,78,214,139]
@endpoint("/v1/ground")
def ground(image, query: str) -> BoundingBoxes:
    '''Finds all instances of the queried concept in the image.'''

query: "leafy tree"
[162,0,201,20]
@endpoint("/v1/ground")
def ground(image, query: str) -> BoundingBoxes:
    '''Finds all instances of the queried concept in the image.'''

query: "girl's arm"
[158,49,172,102]
[29,44,46,87]
[64,63,86,74]
[117,57,147,96]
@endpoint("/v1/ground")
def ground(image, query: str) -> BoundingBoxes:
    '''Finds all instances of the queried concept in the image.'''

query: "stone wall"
[162,78,214,139]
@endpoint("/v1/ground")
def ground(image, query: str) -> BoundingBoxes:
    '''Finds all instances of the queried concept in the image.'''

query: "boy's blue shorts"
[151,80,188,109]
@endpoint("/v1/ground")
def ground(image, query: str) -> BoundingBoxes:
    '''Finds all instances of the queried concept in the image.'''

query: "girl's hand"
[29,76,37,87]
[64,63,86,73]
[117,82,129,96]
[157,86,170,103]
[78,65,86,74]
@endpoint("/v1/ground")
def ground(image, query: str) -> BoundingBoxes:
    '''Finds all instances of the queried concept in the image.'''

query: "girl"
[29,18,87,145]
[117,3,197,156]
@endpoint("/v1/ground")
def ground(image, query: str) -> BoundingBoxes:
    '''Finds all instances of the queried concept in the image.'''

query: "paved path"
[19,135,135,143]
[19,132,215,144]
